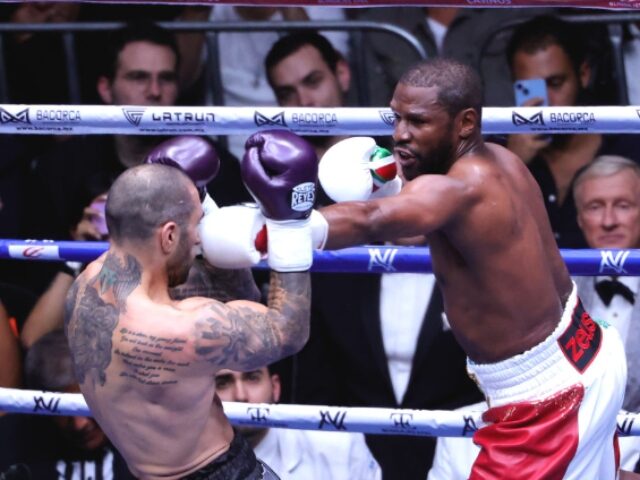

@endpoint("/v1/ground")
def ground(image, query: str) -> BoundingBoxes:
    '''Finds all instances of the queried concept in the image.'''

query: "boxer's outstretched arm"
[321,174,478,249]
[193,271,310,371]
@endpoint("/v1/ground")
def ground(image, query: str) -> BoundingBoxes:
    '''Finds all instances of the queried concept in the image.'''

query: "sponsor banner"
[483,106,640,134]
[28,1,640,9]
[1,240,639,275]
[7,244,60,260]
[4,387,640,437]
[0,105,640,135]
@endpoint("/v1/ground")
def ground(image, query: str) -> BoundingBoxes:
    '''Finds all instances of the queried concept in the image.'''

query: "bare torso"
[427,144,572,362]
[323,142,573,363]
[67,260,233,480]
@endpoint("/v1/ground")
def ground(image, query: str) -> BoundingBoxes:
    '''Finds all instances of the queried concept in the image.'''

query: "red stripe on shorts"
[470,385,583,480]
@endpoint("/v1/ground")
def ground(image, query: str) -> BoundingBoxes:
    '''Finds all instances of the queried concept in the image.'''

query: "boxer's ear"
[457,107,478,139]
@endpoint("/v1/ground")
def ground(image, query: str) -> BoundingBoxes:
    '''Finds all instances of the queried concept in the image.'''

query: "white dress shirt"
[589,276,639,340]
[254,428,381,480]
[380,273,435,404]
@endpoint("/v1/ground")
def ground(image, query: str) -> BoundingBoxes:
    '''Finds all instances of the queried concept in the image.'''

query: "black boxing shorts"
[182,433,279,480]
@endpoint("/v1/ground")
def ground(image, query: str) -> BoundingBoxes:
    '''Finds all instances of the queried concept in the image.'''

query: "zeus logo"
[378,110,396,126]
[512,111,545,126]
[246,407,270,422]
[0,107,30,124]
[617,414,635,436]
[254,111,287,127]
[122,108,145,126]
[33,395,61,414]
[368,248,398,272]
[599,250,630,274]
[389,412,414,429]
[318,410,347,431]
[462,415,479,436]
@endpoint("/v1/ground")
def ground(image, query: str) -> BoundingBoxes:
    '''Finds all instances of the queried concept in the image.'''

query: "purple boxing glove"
[241,129,319,271]
[145,136,220,214]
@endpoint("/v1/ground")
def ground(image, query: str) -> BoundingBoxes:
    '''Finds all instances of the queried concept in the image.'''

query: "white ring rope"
[1,388,639,438]
[0,105,638,135]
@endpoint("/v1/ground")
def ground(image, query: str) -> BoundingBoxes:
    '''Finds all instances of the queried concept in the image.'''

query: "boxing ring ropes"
[2,103,640,440]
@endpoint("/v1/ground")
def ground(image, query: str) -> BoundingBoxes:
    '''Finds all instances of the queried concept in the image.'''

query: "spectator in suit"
[353,7,552,107]
[574,155,640,471]
[294,268,482,479]
[215,365,381,479]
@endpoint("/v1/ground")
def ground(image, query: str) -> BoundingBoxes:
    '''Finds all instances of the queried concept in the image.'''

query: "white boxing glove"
[199,205,328,270]
[199,204,264,269]
[319,137,402,203]
[201,192,219,216]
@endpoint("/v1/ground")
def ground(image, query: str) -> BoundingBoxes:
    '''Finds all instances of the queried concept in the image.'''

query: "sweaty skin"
[321,83,573,363]
[64,183,310,480]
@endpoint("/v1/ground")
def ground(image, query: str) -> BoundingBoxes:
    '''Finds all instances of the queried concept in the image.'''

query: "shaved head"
[106,163,197,243]
[399,58,483,122]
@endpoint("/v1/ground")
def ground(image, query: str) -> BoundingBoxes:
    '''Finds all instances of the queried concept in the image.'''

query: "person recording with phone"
[505,15,640,248]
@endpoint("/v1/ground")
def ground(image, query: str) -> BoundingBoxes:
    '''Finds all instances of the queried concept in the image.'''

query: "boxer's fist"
[241,130,319,271]
[199,204,264,269]
[242,130,318,220]
[319,137,401,203]
[145,136,220,214]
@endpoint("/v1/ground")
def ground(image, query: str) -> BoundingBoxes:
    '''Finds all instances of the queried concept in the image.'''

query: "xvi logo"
[599,250,630,275]
[461,414,479,436]
[254,111,287,127]
[378,110,395,126]
[246,406,270,422]
[33,395,61,414]
[368,248,398,272]
[0,107,30,124]
[122,108,146,126]
[318,409,347,431]
[389,412,414,429]
[512,111,544,127]
[617,413,635,436]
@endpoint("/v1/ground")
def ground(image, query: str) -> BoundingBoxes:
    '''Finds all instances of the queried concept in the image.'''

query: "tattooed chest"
[114,327,192,387]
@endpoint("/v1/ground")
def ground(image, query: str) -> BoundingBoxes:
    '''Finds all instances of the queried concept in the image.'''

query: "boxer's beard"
[418,137,456,176]
[167,236,193,287]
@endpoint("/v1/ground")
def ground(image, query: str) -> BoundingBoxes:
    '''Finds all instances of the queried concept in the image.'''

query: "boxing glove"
[242,130,319,272]
[199,204,264,269]
[319,137,402,203]
[199,204,328,269]
[145,136,220,214]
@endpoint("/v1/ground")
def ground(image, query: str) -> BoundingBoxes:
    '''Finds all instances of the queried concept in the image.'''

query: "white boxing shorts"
[466,282,627,480]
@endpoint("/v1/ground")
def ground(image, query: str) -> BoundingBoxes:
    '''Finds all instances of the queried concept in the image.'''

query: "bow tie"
[595,278,636,306]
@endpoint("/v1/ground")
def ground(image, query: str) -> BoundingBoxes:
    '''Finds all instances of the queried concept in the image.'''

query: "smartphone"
[514,78,548,106]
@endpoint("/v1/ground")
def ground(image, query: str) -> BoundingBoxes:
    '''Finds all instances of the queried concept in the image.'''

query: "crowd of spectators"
[1,5,640,479]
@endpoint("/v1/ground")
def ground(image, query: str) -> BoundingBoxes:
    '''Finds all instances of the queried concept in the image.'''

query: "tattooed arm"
[170,258,260,303]
[194,271,310,371]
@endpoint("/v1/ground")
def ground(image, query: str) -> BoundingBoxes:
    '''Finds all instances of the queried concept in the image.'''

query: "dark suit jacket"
[293,273,483,480]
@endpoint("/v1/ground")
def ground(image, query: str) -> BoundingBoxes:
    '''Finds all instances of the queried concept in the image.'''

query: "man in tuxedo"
[293,266,482,479]
[573,154,640,471]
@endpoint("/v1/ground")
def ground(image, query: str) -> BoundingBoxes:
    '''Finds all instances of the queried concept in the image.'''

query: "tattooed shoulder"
[192,300,280,371]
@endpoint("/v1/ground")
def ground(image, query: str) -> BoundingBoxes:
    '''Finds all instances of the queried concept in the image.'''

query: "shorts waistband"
[467,282,587,406]
[182,434,260,480]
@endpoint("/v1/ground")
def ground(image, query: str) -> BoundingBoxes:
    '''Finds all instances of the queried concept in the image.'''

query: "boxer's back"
[67,260,233,480]
[425,143,572,363]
